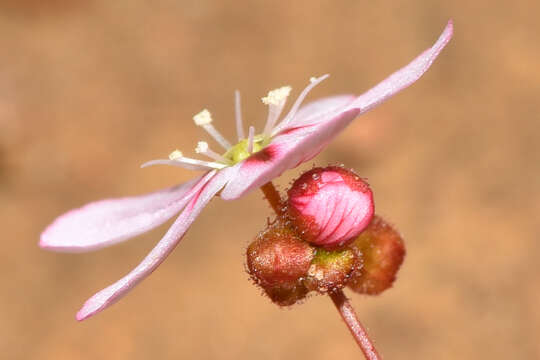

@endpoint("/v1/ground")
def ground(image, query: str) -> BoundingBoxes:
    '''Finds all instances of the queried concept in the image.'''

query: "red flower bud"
[348,216,405,295]
[246,221,314,306]
[287,166,374,248]
[261,285,310,307]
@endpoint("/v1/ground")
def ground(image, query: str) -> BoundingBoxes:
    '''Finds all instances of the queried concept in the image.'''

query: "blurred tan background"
[1,1,539,359]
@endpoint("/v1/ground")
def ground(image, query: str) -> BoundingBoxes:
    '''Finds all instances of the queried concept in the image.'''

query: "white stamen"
[235,90,245,141]
[195,141,209,154]
[168,149,183,160]
[262,86,292,136]
[195,141,230,164]
[193,109,232,150]
[271,75,330,136]
[142,155,226,171]
[261,86,291,106]
[247,126,255,154]
[193,109,213,126]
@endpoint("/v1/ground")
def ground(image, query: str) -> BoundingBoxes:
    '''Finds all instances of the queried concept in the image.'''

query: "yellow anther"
[193,109,213,126]
[195,141,209,154]
[168,149,183,160]
[261,86,292,106]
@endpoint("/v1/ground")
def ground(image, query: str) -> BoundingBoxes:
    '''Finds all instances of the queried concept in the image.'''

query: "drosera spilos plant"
[40,21,453,358]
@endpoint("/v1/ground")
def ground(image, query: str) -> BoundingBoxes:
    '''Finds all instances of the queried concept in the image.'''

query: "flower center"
[141,75,329,172]
[223,134,270,164]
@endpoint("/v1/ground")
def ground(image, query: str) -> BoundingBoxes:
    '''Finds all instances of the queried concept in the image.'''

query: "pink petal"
[40,177,203,252]
[284,95,355,128]
[76,168,234,321]
[347,20,453,114]
[221,21,453,200]
[220,109,360,200]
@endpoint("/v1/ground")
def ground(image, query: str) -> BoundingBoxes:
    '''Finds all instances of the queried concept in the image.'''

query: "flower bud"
[262,285,310,307]
[304,247,361,293]
[347,216,405,295]
[287,166,374,248]
[246,221,314,306]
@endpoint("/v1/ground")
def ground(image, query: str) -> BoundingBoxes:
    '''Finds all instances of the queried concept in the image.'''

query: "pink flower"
[40,21,453,321]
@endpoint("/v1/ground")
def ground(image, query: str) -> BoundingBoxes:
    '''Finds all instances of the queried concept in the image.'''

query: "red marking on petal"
[248,143,281,164]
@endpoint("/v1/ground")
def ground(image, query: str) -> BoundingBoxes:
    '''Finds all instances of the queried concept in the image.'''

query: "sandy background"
[1,1,539,359]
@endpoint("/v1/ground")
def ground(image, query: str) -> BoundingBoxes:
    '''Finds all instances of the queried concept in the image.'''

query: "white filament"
[193,109,232,150]
[141,157,226,171]
[235,90,245,141]
[247,126,255,154]
[195,141,230,163]
[271,75,329,136]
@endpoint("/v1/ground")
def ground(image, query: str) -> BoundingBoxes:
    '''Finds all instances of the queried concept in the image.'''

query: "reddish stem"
[329,290,381,360]
[260,182,284,215]
[260,181,381,360]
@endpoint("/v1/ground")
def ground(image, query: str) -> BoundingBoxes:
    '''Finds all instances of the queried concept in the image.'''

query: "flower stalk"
[260,182,381,360]
[329,290,381,360]
[260,182,284,215]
